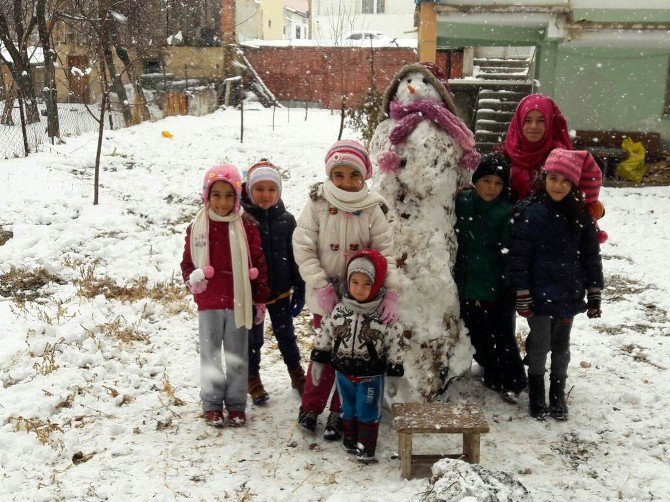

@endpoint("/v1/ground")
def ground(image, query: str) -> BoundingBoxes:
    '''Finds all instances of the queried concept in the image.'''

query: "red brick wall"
[244,46,464,109]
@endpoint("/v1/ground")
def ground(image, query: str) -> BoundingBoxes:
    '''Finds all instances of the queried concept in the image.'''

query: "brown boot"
[288,365,306,396]
[248,375,269,405]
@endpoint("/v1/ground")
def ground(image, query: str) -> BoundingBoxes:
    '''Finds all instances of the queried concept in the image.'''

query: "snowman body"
[370,71,474,401]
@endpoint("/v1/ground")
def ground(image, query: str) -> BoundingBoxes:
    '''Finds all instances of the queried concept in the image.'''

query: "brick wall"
[244,46,463,109]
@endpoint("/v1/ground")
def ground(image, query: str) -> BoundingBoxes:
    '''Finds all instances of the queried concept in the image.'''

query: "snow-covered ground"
[1,106,669,501]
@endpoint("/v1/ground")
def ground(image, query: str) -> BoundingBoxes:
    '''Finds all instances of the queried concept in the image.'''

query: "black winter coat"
[508,195,604,318]
[242,190,304,302]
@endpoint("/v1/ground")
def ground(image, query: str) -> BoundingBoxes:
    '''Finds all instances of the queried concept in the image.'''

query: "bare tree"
[36,0,62,139]
[0,0,41,123]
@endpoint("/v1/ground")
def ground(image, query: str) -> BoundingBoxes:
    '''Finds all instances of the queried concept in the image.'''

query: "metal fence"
[0,102,131,159]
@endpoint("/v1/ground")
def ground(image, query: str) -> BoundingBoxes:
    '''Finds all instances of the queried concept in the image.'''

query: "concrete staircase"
[472,57,534,154]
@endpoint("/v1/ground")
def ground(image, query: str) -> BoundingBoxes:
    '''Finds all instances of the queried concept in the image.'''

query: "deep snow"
[1,106,669,501]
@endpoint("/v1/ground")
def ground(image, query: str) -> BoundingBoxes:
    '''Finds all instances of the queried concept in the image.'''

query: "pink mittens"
[315,284,338,315]
[378,289,399,324]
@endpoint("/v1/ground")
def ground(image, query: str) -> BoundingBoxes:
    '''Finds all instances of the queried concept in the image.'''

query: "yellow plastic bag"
[616,138,646,183]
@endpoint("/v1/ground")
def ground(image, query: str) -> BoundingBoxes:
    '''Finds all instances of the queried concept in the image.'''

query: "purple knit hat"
[325,139,373,180]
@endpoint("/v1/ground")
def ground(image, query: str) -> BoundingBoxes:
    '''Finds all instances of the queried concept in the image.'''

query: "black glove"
[290,285,305,317]
[587,290,602,318]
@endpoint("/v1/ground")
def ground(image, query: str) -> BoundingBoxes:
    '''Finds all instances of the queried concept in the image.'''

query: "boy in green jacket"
[455,153,527,400]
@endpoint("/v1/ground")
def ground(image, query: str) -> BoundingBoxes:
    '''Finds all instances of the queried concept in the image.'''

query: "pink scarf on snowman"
[387,98,479,170]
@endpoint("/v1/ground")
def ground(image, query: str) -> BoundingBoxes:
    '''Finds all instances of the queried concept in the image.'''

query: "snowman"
[369,62,480,401]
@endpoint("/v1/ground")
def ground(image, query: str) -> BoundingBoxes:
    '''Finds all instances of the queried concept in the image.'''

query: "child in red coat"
[181,163,269,427]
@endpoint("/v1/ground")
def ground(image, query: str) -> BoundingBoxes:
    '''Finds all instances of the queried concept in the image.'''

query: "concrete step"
[475,109,515,122]
[478,89,530,102]
[475,66,530,75]
[477,99,519,112]
[475,131,506,143]
[476,73,531,81]
[475,119,508,133]
[473,58,529,68]
[475,142,500,154]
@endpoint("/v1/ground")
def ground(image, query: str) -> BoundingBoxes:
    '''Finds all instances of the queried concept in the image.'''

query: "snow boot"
[202,410,224,428]
[356,421,379,464]
[297,406,317,433]
[549,376,569,421]
[342,418,358,454]
[323,411,343,441]
[528,374,548,420]
[248,375,269,406]
[228,410,246,427]
[288,365,306,396]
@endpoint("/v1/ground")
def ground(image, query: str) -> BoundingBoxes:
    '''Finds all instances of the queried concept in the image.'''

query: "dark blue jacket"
[508,195,603,318]
[242,189,304,302]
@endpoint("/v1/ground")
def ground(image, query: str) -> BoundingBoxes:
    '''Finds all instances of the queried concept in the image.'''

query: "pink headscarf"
[502,94,572,199]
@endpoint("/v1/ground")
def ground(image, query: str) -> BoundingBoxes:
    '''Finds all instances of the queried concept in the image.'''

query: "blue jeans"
[336,372,383,423]
[248,296,301,376]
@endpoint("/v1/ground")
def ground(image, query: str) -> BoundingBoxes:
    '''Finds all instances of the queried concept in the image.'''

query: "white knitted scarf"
[321,179,387,213]
[190,207,253,329]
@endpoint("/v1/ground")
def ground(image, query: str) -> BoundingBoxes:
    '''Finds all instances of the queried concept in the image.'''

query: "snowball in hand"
[189,269,205,283]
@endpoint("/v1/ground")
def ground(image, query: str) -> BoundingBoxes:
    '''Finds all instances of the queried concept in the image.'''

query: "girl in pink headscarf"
[500,94,573,200]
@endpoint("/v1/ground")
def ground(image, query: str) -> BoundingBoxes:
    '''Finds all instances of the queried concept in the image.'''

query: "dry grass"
[31,339,64,375]
[605,274,648,302]
[9,416,63,449]
[93,316,150,345]
[74,262,190,314]
[0,266,66,301]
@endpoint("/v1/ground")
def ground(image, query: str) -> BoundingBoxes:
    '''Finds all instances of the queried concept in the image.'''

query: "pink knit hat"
[202,163,243,212]
[246,160,282,203]
[200,163,258,279]
[325,139,373,180]
[542,149,602,204]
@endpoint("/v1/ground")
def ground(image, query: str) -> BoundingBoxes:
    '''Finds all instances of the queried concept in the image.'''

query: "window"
[295,25,301,39]
[362,0,385,15]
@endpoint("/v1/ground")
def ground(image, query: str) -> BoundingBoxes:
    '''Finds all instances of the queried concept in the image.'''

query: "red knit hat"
[346,249,387,302]
[542,149,602,204]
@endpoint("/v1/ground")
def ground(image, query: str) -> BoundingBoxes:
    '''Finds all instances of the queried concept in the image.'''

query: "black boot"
[342,418,358,454]
[356,421,379,464]
[323,411,343,441]
[297,406,317,433]
[549,376,569,421]
[528,374,548,420]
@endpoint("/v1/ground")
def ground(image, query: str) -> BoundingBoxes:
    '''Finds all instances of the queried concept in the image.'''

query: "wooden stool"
[392,402,490,479]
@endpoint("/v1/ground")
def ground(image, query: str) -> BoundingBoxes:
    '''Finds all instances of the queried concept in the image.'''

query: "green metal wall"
[553,48,670,149]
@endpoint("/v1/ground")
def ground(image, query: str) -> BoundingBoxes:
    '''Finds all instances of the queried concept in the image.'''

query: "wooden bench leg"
[398,432,413,479]
[463,433,480,463]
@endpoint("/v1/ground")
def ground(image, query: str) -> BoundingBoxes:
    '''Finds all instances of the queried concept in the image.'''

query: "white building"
[285,0,309,40]
[311,0,416,40]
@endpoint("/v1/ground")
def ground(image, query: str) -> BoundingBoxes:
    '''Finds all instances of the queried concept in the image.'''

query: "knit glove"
[587,290,602,318]
[186,269,208,294]
[254,304,266,325]
[515,291,533,318]
[290,285,305,317]
[386,376,402,398]
[311,361,324,387]
[315,284,338,315]
[378,290,400,325]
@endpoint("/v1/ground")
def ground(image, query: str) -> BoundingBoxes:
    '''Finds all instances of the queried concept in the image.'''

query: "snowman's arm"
[369,206,400,291]
[292,201,329,289]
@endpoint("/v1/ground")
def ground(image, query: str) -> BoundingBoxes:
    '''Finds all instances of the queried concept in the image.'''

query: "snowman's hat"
[382,62,458,116]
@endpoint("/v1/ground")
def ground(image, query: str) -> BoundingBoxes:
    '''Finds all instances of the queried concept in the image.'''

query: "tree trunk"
[14,59,40,124]
[36,0,59,138]
[1,79,14,126]
[110,25,150,122]
[103,41,133,127]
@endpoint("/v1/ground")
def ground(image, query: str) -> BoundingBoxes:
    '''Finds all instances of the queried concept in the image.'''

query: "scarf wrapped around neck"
[321,179,386,213]
[388,98,479,170]
[189,207,254,329]
[502,94,573,199]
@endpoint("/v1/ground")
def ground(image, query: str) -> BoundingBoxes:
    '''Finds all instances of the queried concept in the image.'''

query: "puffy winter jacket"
[311,297,404,377]
[455,189,511,301]
[292,182,397,316]
[180,216,270,311]
[241,191,304,302]
[508,195,603,318]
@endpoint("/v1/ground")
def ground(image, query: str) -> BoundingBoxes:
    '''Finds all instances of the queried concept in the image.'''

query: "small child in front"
[310,249,404,463]
[181,163,269,427]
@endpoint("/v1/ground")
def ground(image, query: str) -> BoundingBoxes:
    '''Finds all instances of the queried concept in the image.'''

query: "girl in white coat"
[292,139,399,439]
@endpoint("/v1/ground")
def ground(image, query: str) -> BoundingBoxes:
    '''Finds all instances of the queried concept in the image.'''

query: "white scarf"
[190,207,254,329]
[321,179,387,213]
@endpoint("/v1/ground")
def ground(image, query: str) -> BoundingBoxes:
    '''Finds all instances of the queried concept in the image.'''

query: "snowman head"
[395,71,443,105]
[382,62,458,116]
